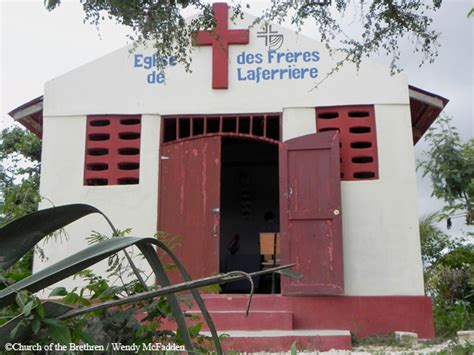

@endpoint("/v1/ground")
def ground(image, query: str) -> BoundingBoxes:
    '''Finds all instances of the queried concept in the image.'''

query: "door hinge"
[160,156,170,160]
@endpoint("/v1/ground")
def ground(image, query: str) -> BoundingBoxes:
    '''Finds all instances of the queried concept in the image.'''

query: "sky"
[1,0,473,236]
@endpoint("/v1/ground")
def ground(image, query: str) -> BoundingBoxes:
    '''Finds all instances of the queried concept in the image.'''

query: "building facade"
[10,3,448,349]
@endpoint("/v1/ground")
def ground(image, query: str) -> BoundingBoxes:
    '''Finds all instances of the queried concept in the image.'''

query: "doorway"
[158,124,343,295]
[219,137,280,293]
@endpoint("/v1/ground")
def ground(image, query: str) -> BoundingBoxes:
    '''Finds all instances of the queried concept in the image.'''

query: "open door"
[279,131,343,295]
[158,136,221,281]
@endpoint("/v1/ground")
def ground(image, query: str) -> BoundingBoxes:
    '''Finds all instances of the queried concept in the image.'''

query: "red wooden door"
[158,136,221,281]
[279,131,344,295]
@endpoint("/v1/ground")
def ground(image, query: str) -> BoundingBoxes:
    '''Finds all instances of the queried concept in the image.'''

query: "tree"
[43,0,446,73]
[418,117,473,337]
[0,126,41,224]
[419,212,452,269]
[420,215,473,336]
[419,212,473,337]
[0,126,42,280]
[418,116,474,225]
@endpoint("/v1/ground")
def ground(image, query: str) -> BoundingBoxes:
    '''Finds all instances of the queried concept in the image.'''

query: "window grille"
[316,106,378,181]
[162,114,281,144]
[84,115,141,186]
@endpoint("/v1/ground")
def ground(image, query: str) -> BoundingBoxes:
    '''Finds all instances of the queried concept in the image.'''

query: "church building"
[9,2,448,351]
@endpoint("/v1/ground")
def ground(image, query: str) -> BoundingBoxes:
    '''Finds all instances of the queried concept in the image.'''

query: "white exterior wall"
[43,15,408,117]
[282,108,316,141]
[36,115,160,292]
[280,105,424,295]
[36,12,424,296]
[339,104,424,295]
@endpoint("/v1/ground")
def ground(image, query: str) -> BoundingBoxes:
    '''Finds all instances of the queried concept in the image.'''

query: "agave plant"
[0,204,298,353]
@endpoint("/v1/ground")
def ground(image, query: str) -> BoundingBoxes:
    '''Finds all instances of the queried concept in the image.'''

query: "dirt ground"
[248,338,473,354]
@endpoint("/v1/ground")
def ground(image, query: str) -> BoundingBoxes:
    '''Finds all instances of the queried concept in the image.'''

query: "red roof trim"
[408,85,449,144]
[8,96,43,117]
[17,117,42,137]
[408,85,449,107]
[8,96,43,138]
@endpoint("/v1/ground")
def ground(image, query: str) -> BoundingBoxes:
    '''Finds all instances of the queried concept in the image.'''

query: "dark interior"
[219,137,280,294]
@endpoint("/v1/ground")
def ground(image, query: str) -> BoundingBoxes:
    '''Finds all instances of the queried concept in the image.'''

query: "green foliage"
[155,232,222,293]
[262,0,442,74]
[4,290,87,346]
[440,245,474,271]
[81,230,209,347]
[438,341,474,355]
[0,124,40,324]
[428,256,474,338]
[417,116,474,337]
[418,116,474,225]
[0,127,41,310]
[1,259,209,349]
[43,1,444,74]
[433,298,472,338]
[420,212,473,337]
[0,126,41,224]
[0,126,41,165]
[0,254,33,330]
[87,228,146,288]
[419,213,453,269]
[0,251,33,290]
[0,204,227,353]
[44,0,218,73]
[157,231,182,271]
[290,340,298,354]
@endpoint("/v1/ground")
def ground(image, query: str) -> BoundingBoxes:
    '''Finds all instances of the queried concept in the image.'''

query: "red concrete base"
[174,294,434,336]
[186,310,293,330]
[159,294,434,351]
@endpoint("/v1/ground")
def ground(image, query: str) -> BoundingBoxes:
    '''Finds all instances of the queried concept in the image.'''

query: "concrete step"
[190,294,289,311]
[161,310,293,331]
[187,310,293,330]
[200,329,352,352]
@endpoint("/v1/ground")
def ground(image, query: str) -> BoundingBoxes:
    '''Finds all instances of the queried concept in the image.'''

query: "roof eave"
[408,85,449,144]
[8,96,44,138]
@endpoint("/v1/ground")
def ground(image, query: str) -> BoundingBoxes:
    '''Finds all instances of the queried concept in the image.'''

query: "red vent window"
[84,115,141,186]
[316,106,378,181]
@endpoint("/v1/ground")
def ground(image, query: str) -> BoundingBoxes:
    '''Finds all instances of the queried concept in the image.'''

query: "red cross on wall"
[193,3,249,89]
